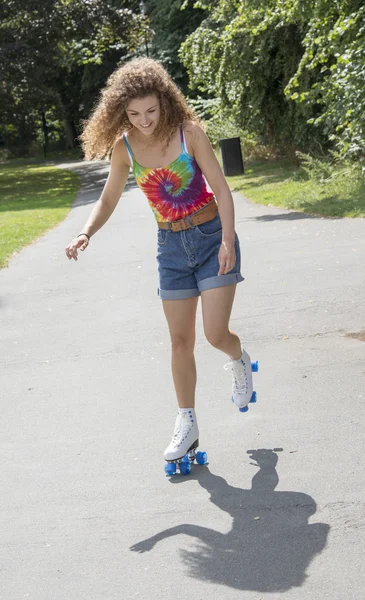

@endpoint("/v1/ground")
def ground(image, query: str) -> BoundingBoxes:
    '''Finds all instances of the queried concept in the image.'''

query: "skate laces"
[171,412,193,448]
[171,415,182,445]
[224,359,248,392]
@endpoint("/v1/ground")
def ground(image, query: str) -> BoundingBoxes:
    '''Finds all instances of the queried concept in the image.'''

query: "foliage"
[2,0,365,161]
[189,96,281,160]
[228,157,365,218]
[187,97,237,145]
[180,0,365,158]
[145,0,207,93]
[180,0,316,151]
[295,152,334,182]
[0,0,148,156]
[286,2,365,159]
[296,150,365,197]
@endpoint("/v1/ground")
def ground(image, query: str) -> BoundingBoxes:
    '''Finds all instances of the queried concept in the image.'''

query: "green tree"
[0,0,147,156]
[180,0,365,157]
[286,1,365,158]
[145,0,207,93]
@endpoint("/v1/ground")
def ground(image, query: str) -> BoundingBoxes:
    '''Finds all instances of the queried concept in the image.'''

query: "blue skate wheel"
[179,462,192,475]
[239,406,249,413]
[165,463,176,476]
[251,361,259,372]
[182,454,190,463]
[250,391,257,403]
[196,451,208,465]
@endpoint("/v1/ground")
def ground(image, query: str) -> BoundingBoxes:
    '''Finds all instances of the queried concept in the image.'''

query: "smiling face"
[126,94,161,136]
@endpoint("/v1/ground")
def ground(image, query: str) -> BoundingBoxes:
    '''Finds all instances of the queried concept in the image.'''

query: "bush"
[296,151,364,183]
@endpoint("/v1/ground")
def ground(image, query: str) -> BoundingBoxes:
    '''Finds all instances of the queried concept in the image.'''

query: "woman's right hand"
[65,235,89,261]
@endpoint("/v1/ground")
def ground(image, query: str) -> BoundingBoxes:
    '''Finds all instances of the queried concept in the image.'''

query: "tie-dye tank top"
[122,127,214,222]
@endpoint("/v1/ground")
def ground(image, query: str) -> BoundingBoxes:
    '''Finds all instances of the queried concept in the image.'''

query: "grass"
[0,164,80,268]
[0,148,83,167]
[227,159,365,218]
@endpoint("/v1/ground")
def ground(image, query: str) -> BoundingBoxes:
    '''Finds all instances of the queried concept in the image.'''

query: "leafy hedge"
[180,0,365,159]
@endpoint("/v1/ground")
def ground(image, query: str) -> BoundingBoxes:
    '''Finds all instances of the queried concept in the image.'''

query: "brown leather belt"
[157,200,218,232]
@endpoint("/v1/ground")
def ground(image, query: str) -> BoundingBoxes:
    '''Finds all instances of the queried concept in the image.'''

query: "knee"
[204,328,228,349]
[170,333,195,354]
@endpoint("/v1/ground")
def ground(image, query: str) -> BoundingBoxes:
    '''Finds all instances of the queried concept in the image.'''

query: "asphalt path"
[1,160,364,600]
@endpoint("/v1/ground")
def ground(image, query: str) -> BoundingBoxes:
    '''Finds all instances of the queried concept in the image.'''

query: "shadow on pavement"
[130,448,329,593]
[253,212,321,222]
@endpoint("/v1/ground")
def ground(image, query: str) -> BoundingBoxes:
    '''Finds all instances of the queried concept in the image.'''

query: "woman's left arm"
[188,122,236,275]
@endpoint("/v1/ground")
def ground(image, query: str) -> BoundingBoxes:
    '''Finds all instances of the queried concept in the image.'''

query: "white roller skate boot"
[164,408,199,462]
[224,349,254,410]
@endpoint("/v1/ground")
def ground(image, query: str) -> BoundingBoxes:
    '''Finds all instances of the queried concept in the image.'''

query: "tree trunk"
[266,118,275,144]
[41,111,49,158]
[57,92,78,149]
[63,118,77,149]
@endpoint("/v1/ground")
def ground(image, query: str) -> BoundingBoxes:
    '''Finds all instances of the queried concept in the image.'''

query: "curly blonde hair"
[80,57,199,159]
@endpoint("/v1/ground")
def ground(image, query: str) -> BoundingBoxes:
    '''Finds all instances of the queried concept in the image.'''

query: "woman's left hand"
[218,240,236,275]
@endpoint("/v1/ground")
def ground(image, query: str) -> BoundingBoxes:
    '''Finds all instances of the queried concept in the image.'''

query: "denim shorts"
[156,212,244,300]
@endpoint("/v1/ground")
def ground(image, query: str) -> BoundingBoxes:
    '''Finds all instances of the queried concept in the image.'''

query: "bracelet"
[77,233,90,241]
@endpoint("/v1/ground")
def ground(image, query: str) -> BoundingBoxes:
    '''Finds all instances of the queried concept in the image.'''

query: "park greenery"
[0,0,364,268]
[2,0,364,162]
[226,157,365,218]
[0,164,79,267]
[0,0,205,158]
[181,0,365,161]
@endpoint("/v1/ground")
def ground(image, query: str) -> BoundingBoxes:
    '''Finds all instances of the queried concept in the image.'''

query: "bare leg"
[162,296,199,408]
[201,284,242,359]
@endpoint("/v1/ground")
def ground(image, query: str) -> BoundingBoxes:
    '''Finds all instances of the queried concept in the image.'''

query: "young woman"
[65,58,254,465]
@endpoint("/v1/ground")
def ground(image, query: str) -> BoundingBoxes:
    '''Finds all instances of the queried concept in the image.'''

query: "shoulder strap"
[180,125,188,154]
[122,133,134,167]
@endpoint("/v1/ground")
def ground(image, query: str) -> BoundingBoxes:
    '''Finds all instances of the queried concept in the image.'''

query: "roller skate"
[164,408,208,476]
[224,349,259,413]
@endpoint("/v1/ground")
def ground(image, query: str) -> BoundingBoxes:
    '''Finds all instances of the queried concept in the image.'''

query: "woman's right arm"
[65,138,130,261]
